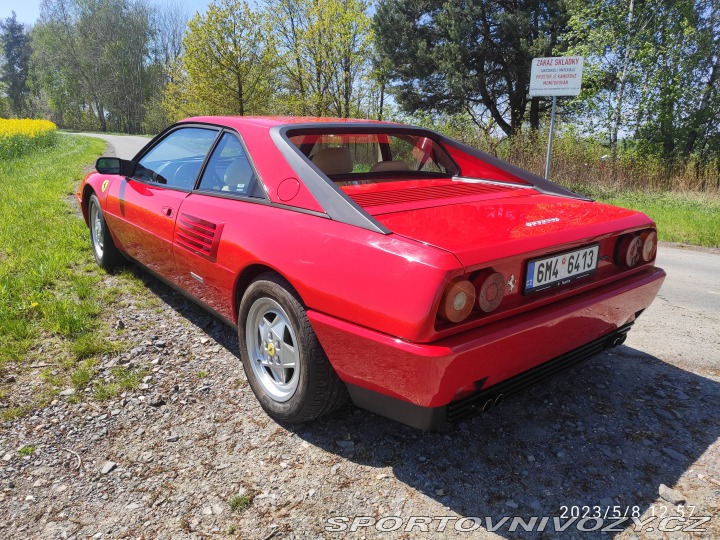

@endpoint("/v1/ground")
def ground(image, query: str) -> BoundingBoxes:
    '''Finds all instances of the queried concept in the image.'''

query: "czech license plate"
[524,244,600,294]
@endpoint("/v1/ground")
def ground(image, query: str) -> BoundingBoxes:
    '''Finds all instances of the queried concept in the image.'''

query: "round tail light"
[640,230,657,261]
[617,235,642,267]
[438,278,476,323]
[473,270,505,313]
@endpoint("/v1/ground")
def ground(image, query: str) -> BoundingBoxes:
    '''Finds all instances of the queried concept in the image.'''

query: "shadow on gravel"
[293,346,719,539]
[134,268,241,357]
[129,271,719,539]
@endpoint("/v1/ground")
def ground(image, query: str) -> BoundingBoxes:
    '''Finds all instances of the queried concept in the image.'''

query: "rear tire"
[238,273,348,423]
[88,193,124,271]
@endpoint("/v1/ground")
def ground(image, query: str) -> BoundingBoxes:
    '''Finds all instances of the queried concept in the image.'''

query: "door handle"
[161,206,175,218]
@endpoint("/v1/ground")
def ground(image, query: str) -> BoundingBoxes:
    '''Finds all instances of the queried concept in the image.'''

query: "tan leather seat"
[311,147,353,175]
[370,160,410,173]
[222,158,253,192]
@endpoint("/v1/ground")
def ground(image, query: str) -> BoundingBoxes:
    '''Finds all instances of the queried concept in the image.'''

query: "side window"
[198,132,263,198]
[136,127,218,190]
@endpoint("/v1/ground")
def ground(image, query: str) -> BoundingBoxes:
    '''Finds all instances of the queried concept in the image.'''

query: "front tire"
[88,193,124,271]
[238,273,347,423]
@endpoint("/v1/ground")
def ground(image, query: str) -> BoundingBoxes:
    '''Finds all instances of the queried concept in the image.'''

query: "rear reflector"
[616,235,642,268]
[473,270,505,313]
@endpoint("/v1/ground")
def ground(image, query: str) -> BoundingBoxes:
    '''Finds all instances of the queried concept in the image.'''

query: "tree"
[264,0,311,114]
[567,0,720,173]
[265,0,372,117]
[143,1,189,132]
[0,12,31,116]
[165,0,279,118]
[321,0,373,117]
[682,0,720,159]
[373,0,568,136]
[567,0,681,166]
[101,0,154,133]
[368,52,392,120]
[32,0,156,132]
[634,0,700,162]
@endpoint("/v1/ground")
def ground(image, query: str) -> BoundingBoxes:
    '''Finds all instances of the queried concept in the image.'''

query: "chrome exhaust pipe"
[482,398,494,412]
[494,394,504,407]
[611,334,627,348]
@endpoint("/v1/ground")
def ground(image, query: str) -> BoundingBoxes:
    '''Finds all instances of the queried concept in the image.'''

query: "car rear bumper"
[308,266,665,429]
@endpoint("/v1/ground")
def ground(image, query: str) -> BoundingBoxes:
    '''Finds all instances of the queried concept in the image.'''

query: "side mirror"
[95,157,137,177]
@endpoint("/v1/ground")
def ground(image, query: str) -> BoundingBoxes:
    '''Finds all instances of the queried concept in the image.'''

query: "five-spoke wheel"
[88,193,124,270]
[238,273,347,423]
[246,297,300,402]
[90,198,105,260]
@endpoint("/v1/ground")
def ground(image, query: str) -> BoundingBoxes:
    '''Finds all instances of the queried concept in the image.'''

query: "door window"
[135,127,219,190]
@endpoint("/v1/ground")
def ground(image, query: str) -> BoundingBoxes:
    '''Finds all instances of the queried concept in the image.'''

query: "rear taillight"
[615,235,643,268]
[616,229,656,268]
[641,230,657,261]
[438,278,475,323]
[473,270,505,313]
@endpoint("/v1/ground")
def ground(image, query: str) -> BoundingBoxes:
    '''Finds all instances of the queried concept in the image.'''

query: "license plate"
[524,244,600,294]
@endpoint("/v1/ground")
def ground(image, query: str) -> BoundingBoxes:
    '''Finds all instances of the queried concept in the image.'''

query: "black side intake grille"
[446,323,634,424]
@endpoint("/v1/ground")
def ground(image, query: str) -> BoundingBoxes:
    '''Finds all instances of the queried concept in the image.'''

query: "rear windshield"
[289,132,459,184]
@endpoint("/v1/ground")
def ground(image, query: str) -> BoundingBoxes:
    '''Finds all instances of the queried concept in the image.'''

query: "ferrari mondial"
[78,117,665,429]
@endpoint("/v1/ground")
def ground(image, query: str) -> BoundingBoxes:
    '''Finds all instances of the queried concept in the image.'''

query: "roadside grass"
[1,405,32,422]
[573,186,720,248]
[228,493,254,512]
[0,135,106,365]
[601,192,720,248]
[0,135,142,420]
[70,359,99,389]
[93,366,148,401]
[70,333,124,360]
[18,444,36,456]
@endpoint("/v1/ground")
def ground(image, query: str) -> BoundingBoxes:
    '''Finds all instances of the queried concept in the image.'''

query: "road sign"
[528,56,584,179]
[529,56,584,97]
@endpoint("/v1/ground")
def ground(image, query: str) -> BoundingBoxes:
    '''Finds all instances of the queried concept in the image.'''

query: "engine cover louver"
[347,182,514,208]
[175,213,224,262]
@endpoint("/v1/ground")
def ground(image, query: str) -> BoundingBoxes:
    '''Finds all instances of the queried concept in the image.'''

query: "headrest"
[370,160,410,173]
[311,147,353,175]
[224,158,253,188]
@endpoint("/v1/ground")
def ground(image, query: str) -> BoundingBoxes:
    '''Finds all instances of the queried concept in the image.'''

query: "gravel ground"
[1,134,718,538]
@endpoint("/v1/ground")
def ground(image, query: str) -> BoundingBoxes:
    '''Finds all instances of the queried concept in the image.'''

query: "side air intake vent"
[175,213,224,262]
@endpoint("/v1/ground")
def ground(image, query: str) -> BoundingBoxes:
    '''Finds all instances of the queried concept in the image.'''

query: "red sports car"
[78,117,665,429]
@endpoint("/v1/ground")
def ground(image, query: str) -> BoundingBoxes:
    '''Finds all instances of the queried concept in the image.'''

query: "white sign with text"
[529,56,584,97]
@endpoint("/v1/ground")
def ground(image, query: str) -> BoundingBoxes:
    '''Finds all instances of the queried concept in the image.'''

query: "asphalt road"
[76,131,719,371]
[628,244,720,374]
[72,131,151,159]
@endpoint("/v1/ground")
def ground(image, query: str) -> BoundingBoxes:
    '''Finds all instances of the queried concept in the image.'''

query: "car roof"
[183,115,393,130]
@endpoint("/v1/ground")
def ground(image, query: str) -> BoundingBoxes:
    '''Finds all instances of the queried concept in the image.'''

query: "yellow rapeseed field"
[0,118,58,159]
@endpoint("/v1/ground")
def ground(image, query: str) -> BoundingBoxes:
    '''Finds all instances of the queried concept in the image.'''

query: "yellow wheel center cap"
[267,343,275,356]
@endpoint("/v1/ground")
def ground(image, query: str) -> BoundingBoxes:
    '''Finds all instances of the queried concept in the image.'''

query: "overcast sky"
[3,0,214,26]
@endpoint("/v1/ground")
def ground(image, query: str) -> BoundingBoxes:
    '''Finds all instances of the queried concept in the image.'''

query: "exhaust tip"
[494,394,504,407]
[482,398,494,412]
[611,334,627,348]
